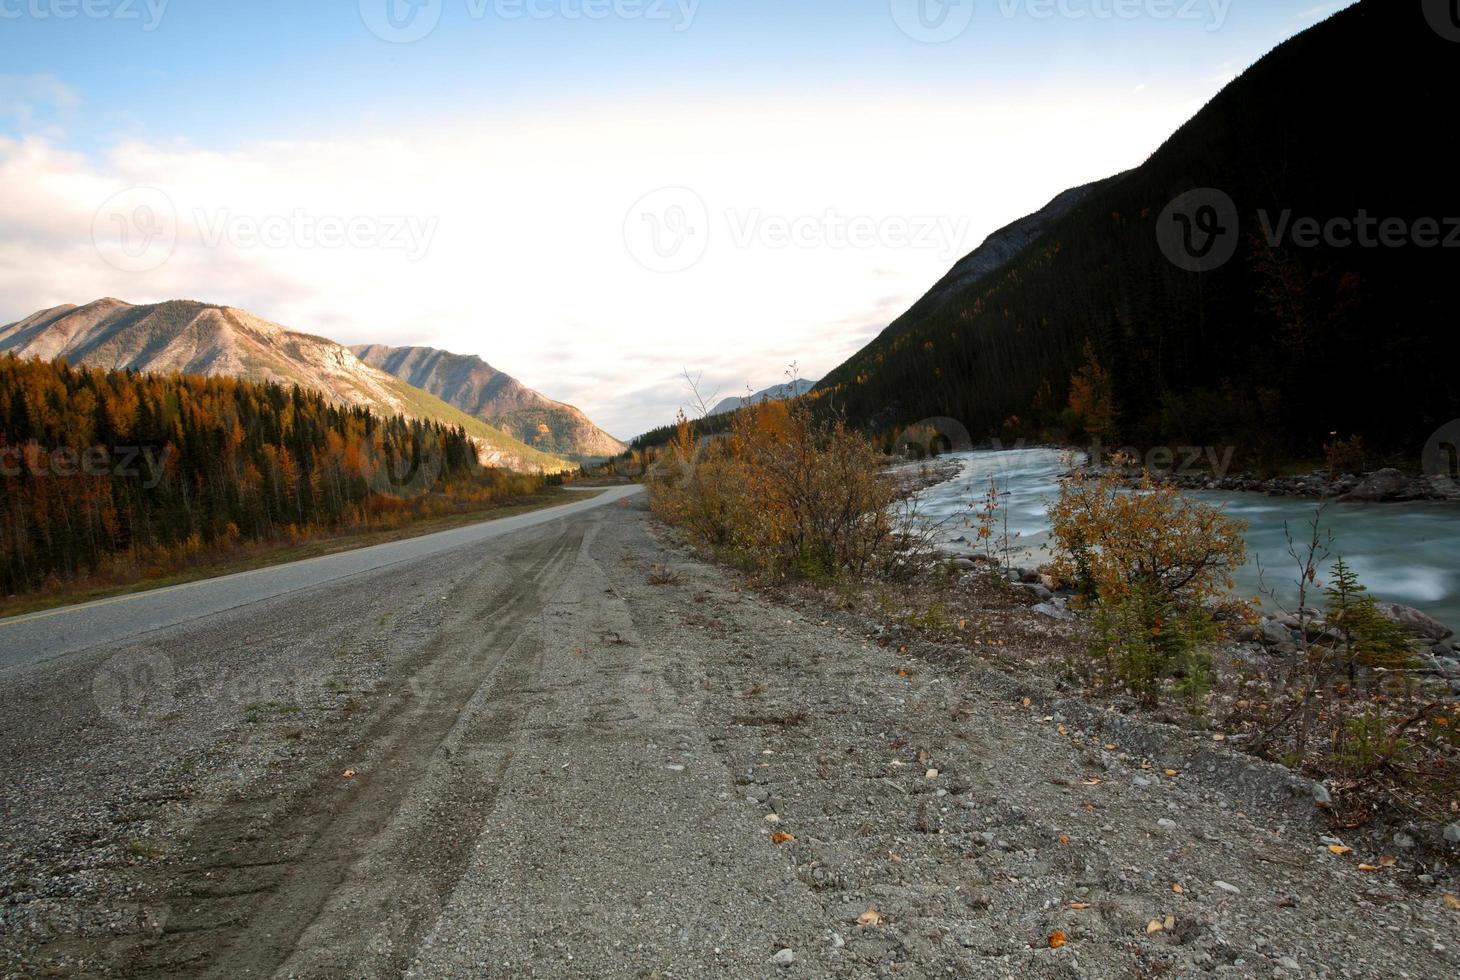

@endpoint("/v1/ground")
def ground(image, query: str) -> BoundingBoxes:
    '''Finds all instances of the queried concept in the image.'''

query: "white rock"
[1214,880,1242,895]
[773,949,795,967]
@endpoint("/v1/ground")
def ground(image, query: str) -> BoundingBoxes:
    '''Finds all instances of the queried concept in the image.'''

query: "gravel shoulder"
[2,499,1457,978]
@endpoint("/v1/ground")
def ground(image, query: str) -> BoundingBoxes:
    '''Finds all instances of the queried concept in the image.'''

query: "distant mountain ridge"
[351,344,625,461]
[708,379,817,417]
[0,299,571,473]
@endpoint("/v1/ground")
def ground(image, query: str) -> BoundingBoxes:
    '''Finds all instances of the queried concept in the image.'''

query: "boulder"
[1032,602,1075,622]
[1261,621,1297,648]
[1338,468,1415,503]
[1376,603,1454,642]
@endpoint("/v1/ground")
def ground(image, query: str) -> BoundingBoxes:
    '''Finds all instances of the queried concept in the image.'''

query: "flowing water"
[916,449,1460,629]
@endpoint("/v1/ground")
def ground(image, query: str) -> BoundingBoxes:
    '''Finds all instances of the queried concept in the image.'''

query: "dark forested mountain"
[816,0,1458,468]
[351,345,625,461]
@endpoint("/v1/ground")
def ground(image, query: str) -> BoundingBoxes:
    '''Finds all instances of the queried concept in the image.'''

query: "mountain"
[874,176,1120,343]
[350,345,625,461]
[0,299,572,473]
[816,0,1458,467]
[708,379,817,417]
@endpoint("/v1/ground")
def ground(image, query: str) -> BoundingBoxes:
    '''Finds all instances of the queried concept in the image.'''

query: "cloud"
[0,88,1211,438]
[0,74,79,137]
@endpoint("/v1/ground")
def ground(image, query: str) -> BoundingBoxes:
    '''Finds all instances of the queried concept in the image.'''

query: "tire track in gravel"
[125,524,588,979]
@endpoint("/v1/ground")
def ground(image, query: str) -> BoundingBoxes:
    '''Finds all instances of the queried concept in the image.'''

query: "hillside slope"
[351,344,625,460]
[816,0,1458,465]
[0,299,571,472]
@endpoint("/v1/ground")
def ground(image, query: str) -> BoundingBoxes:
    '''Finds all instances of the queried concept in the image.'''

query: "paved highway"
[0,485,642,671]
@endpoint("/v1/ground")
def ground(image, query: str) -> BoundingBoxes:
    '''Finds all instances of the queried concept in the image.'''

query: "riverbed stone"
[1377,603,1453,642]
[1339,468,1416,503]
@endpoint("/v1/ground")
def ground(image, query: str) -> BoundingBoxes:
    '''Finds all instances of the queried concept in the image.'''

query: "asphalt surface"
[0,485,642,672]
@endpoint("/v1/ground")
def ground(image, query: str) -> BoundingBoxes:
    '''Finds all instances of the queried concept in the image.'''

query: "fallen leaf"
[342,770,356,778]
[1146,919,1165,934]
[1048,930,1068,949]
[926,768,940,779]
[887,851,902,862]
[1378,855,1398,868]
[1021,697,1032,707]
[1057,725,1068,736]
[1140,761,1153,770]
[1084,778,1103,786]
[1358,864,1380,872]
[1103,743,1118,751]
[770,832,795,845]
[1059,834,1072,846]
[764,814,781,823]
[1164,769,1179,778]
[1069,902,1091,910]
[1442,893,1460,911]
[1172,883,1184,895]
[1163,915,1176,931]
[1327,844,1352,856]
[857,909,883,927]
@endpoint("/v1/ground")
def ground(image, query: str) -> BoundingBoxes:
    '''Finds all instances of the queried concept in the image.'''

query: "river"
[915,449,1460,629]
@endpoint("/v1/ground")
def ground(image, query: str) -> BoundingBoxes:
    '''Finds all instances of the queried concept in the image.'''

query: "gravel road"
[1,496,1455,978]
[0,487,638,671]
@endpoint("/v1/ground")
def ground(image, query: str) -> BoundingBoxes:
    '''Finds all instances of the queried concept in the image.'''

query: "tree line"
[0,356,542,595]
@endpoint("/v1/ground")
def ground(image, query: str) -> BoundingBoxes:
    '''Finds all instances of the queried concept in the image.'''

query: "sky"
[0,0,1358,439]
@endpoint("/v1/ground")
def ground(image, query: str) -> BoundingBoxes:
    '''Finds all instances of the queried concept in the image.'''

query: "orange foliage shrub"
[649,402,913,580]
